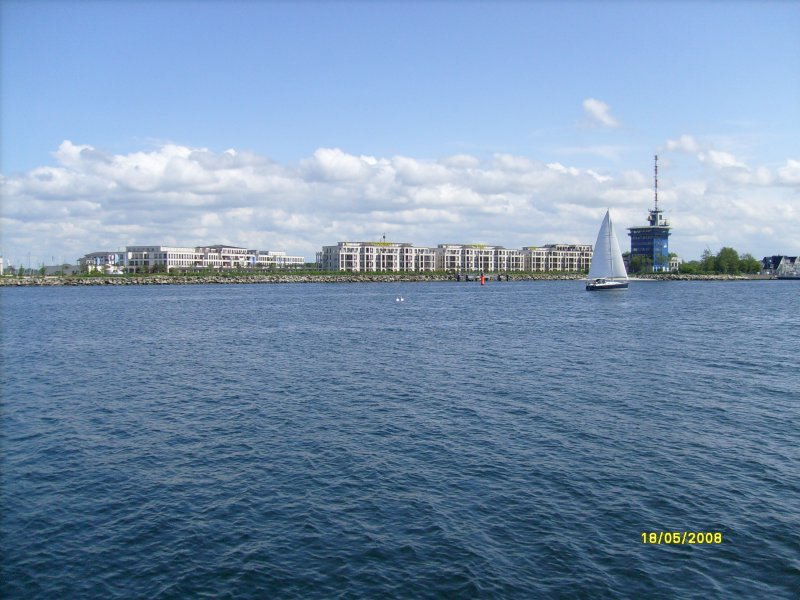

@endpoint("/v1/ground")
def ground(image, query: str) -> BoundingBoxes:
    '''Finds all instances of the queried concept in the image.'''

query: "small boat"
[586,210,629,291]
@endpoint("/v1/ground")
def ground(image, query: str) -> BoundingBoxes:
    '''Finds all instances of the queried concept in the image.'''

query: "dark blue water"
[2,281,799,598]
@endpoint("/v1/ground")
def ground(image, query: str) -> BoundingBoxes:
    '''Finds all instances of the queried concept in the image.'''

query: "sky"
[1,0,798,267]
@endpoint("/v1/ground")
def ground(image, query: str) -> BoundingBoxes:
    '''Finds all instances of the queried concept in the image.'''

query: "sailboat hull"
[586,279,628,291]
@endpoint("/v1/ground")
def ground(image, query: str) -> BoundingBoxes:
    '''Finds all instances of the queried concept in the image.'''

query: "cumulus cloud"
[777,159,800,184]
[700,149,747,170]
[665,134,701,154]
[1,140,798,268]
[582,98,620,128]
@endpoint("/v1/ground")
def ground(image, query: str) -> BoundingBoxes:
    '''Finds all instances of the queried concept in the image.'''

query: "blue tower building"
[628,155,671,272]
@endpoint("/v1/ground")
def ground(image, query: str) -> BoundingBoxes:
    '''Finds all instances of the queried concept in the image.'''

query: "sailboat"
[586,210,629,291]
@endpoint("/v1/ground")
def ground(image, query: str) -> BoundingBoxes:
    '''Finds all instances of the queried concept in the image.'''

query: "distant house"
[80,252,126,274]
[777,256,798,277]
[761,255,798,276]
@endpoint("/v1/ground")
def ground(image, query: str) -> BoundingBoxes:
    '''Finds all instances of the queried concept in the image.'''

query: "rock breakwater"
[0,272,769,287]
[1,273,586,286]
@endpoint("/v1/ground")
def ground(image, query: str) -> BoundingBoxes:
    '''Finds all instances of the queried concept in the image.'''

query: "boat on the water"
[586,210,629,291]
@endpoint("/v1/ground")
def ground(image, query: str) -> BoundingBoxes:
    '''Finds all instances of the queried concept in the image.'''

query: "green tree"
[679,261,700,274]
[629,255,653,274]
[700,249,715,273]
[738,253,761,274]
[715,247,740,274]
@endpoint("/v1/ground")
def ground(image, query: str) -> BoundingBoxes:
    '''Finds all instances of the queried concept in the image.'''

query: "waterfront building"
[317,241,591,273]
[317,241,436,272]
[522,244,592,272]
[80,251,127,274]
[762,255,799,277]
[124,246,201,272]
[82,244,303,273]
[435,244,505,272]
[496,247,526,272]
[761,255,798,277]
[253,250,305,269]
[628,155,672,272]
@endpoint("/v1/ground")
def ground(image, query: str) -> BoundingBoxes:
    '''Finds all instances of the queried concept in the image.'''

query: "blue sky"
[2,1,798,266]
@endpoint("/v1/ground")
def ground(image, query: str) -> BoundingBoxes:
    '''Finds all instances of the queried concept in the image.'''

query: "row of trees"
[625,247,762,275]
[679,247,761,275]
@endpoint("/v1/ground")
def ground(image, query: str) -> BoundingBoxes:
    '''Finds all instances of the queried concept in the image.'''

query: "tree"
[679,261,700,274]
[700,249,715,273]
[715,247,740,274]
[738,253,761,274]
[629,255,653,274]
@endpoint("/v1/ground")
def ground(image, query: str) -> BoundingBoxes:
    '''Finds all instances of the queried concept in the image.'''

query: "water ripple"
[2,281,799,598]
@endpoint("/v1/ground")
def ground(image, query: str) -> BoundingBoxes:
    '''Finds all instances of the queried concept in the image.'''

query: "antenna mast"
[654,154,659,211]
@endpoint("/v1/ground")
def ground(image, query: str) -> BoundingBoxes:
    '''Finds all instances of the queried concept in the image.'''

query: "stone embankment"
[635,273,772,281]
[0,272,770,287]
[2,273,584,286]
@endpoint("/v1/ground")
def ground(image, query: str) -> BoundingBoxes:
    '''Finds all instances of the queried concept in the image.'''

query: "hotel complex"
[78,240,591,275]
[80,244,304,274]
[316,242,592,273]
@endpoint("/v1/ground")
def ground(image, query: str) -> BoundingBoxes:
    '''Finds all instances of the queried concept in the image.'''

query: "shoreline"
[0,272,774,287]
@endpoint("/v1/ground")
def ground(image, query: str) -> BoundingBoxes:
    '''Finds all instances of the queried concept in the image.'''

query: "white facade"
[435,244,504,272]
[777,256,798,277]
[80,252,127,274]
[317,241,591,273]
[317,242,436,272]
[83,244,304,273]
[523,244,592,272]
[253,250,305,269]
[125,246,201,272]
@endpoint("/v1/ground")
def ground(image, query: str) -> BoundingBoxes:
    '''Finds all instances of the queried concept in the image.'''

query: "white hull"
[586,278,628,291]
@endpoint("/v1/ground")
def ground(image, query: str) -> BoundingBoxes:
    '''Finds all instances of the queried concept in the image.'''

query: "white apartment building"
[434,244,528,272]
[80,251,127,274]
[523,244,592,272]
[317,242,437,272]
[81,244,304,273]
[253,250,305,269]
[317,241,591,273]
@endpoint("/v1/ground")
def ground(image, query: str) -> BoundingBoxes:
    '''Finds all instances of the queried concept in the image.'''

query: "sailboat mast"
[608,215,613,274]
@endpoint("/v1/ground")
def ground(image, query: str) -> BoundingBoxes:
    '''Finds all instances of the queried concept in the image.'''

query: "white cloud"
[700,149,747,170]
[665,134,701,154]
[582,98,620,128]
[1,140,798,268]
[777,159,800,184]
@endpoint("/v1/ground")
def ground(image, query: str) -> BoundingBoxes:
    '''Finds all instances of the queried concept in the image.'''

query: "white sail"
[588,210,628,280]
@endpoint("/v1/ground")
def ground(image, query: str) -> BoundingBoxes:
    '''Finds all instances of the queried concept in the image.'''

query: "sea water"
[1,280,798,598]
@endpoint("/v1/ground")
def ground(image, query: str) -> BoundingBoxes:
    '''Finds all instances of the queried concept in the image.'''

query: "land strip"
[0,272,771,286]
